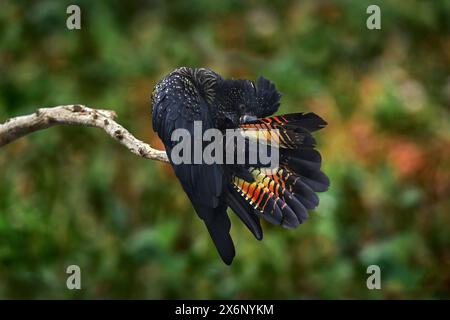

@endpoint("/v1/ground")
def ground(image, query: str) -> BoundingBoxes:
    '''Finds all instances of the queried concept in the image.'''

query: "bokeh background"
[0,0,449,299]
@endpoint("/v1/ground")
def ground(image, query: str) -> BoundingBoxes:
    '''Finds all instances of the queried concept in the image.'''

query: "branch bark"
[0,104,169,163]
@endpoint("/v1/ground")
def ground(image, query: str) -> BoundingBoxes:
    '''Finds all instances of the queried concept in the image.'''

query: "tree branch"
[0,104,169,163]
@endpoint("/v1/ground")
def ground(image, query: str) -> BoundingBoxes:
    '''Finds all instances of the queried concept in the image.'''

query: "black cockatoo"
[152,67,329,265]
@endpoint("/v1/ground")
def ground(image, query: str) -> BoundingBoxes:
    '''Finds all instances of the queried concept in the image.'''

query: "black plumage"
[151,67,329,265]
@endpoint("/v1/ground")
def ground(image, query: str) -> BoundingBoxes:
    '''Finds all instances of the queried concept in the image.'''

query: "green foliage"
[0,0,448,299]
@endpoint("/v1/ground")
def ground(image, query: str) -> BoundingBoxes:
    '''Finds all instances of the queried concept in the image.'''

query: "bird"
[151,67,329,265]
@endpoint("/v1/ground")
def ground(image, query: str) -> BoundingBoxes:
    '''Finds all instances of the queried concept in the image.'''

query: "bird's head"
[213,76,281,129]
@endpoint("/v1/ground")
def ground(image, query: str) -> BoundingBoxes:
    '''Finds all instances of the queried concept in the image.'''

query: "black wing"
[152,68,235,265]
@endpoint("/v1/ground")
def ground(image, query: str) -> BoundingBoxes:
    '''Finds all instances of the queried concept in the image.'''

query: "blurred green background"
[0,0,449,299]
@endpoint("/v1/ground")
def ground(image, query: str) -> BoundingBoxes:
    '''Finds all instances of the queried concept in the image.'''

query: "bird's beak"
[240,115,257,124]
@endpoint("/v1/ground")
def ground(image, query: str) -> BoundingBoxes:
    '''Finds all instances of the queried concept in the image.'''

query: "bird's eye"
[239,104,246,111]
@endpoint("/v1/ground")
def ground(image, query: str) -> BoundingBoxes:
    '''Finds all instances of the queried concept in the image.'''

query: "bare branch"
[0,104,169,163]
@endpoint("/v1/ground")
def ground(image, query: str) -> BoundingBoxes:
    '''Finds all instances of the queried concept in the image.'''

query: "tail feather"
[232,169,305,228]
[226,112,329,244]
[272,113,328,132]
[239,123,316,149]
[282,188,309,222]
[227,187,263,240]
[281,159,330,192]
[240,112,327,132]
